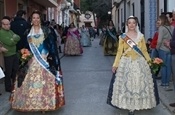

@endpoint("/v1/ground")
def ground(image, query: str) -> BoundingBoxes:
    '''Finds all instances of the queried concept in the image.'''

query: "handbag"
[163,26,173,37]
[0,67,5,79]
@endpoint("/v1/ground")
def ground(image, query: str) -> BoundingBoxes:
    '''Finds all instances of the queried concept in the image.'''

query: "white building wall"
[126,0,131,19]
[167,0,175,12]
[117,2,124,31]
[79,13,95,27]
[159,0,164,14]
[158,0,175,13]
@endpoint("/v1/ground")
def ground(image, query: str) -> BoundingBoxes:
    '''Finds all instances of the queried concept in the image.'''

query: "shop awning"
[33,0,58,7]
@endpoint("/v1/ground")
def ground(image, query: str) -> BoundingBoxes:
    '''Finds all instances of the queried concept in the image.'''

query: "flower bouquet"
[149,58,164,76]
[19,48,33,68]
[17,48,32,87]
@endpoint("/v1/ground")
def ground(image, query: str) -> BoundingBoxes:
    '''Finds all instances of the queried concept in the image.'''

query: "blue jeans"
[158,49,172,86]
[151,49,159,58]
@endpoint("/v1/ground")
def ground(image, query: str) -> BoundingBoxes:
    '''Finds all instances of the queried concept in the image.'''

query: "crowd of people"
[0,7,175,115]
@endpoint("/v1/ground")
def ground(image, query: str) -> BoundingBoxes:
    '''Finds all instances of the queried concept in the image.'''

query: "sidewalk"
[0,75,175,115]
[156,78,175,114]
[0,78,11,115]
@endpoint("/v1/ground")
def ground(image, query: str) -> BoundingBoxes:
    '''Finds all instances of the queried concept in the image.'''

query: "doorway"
[84,22,92,27]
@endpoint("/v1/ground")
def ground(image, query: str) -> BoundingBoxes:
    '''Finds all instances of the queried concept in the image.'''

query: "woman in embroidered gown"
[64,23,83,55]
[11,10,65,112]
[107,16,159,115]
[103,20,118,55]
[99,25,107,46]
[80,25,91,47]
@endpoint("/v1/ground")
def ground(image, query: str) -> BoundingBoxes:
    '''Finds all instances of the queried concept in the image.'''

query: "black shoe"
[0,93,1,95]
[169,103,175,107]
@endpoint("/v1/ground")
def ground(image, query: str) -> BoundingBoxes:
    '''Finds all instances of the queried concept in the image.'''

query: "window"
[121,8,123,24]
[164,0,167,12]
[132,3,135,16]
[118,9,119,23]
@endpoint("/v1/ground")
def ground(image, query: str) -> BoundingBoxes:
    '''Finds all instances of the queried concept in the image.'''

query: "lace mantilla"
[31,34,44,47]
[28,27,45,47]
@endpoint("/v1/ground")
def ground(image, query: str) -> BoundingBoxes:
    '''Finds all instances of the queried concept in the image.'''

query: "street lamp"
[108,11,111,15]
[108,11,112,20]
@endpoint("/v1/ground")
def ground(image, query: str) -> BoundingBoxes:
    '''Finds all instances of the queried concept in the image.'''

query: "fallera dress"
[107,33,159,111]
[11,27,65,111]
[80,28,91,47]
[64,28,83,55]
[103,27,118,55]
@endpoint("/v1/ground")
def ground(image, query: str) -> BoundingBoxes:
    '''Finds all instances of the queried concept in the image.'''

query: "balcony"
[33,0,58,7]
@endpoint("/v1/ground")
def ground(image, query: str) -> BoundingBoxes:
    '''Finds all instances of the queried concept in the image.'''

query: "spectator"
[150,20,160,58]
[11,10,30,51]
[156,14,174,88]
[0,16,20,92]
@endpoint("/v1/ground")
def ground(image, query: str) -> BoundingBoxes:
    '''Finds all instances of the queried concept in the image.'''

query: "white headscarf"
[125,16,143,43]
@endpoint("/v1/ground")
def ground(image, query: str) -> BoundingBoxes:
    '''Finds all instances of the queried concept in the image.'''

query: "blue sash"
[121,33,144,57]
[107,28,117,41]
[29,42,50,70]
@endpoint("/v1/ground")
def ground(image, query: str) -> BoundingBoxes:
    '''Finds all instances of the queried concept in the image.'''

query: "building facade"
[79,11,96,27]
[57,0,80,27]
[0,0,58,22]
[112,0,175,39]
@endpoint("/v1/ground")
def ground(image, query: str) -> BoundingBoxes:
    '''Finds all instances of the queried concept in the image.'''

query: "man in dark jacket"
[11,10,30,51]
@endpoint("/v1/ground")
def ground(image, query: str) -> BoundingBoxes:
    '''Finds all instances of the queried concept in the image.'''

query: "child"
[146,38,152,54]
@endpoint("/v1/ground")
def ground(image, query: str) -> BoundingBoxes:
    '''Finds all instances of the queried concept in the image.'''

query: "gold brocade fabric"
[11,32,65,111]
[11,58,65,111]
[64,30,82,55]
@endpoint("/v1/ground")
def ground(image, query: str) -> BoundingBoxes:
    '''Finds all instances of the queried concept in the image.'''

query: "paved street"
[0,38,174,115]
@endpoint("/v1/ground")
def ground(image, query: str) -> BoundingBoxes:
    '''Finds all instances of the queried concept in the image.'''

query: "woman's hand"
[112,67,117,73]
[164,40,171,49]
